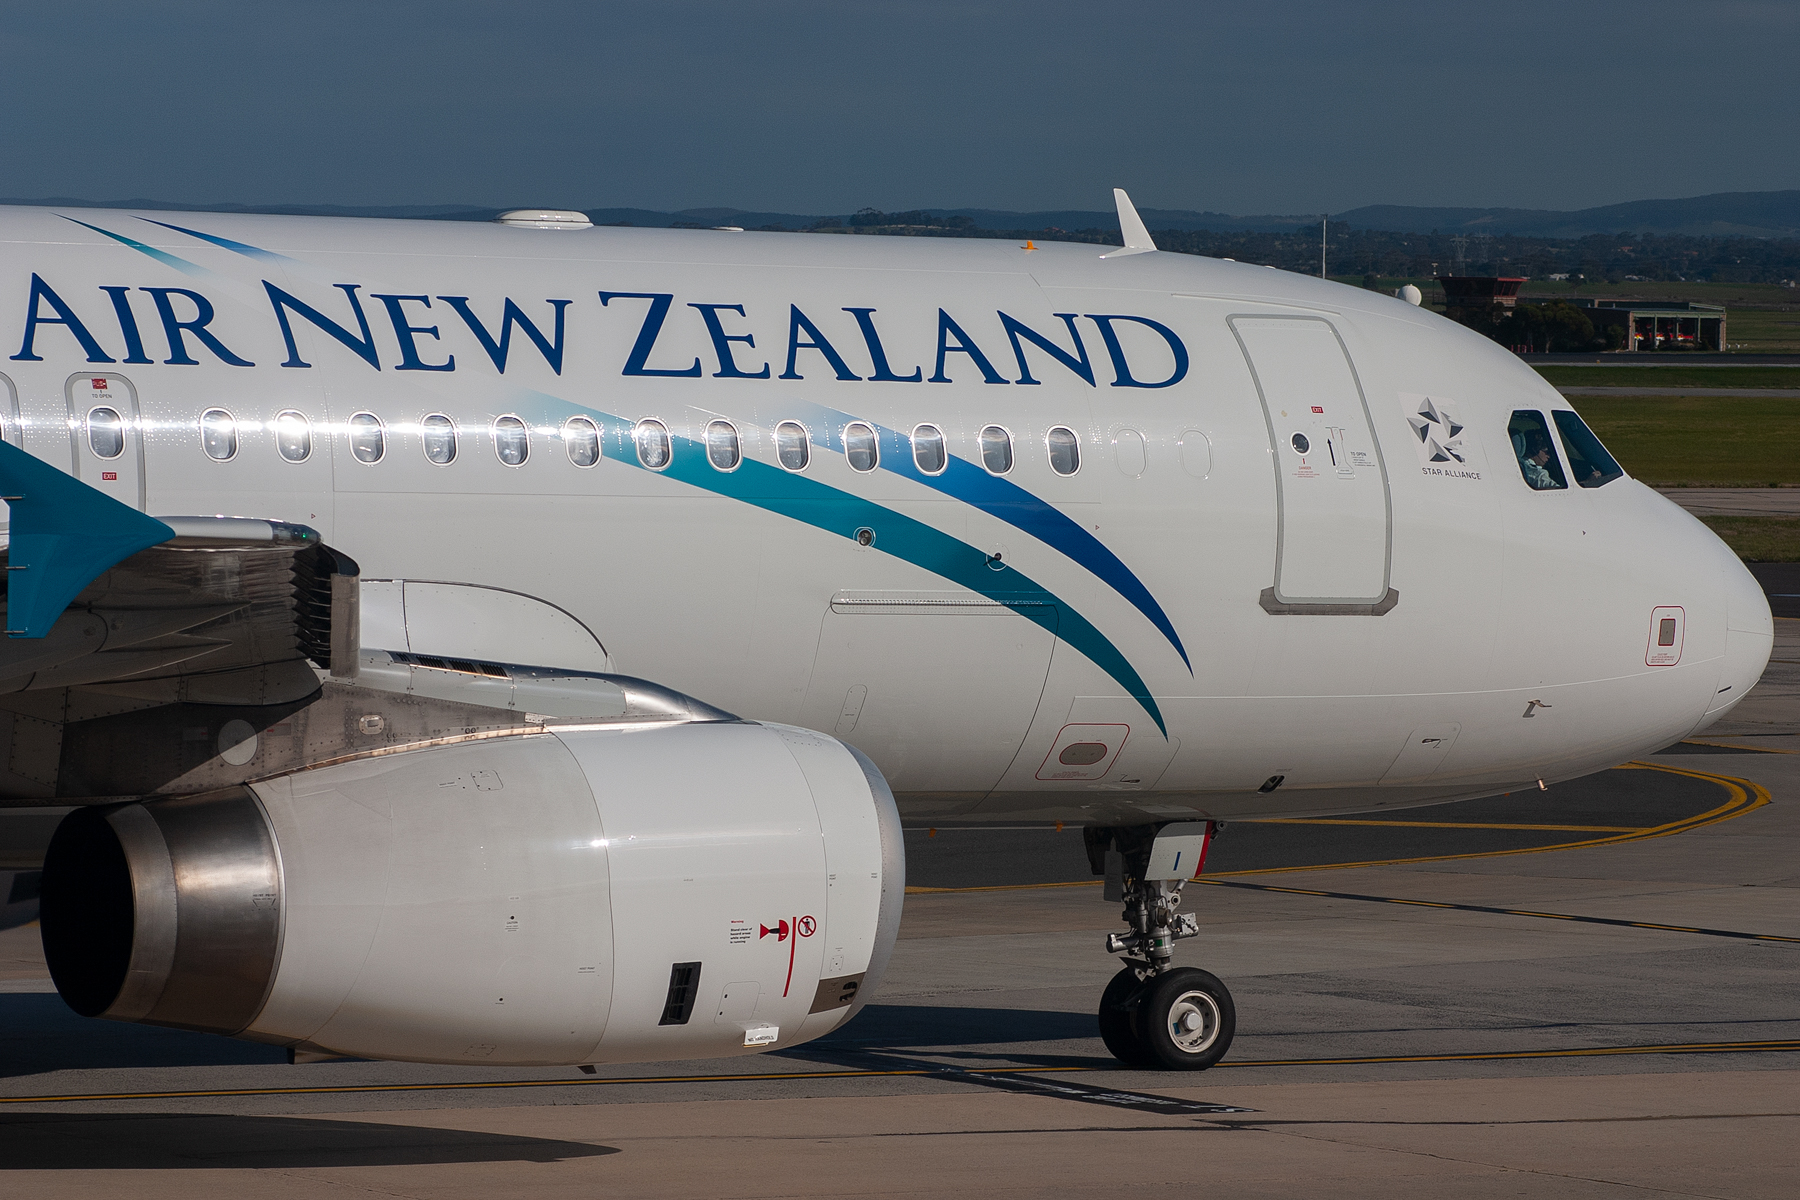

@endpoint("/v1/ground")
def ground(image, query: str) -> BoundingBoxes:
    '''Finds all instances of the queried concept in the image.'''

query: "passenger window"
[1047,425,1081,476]
[565,417,600,467]
[775,420,810,471]
[1507,410,1566,491]
[493,415,529,466]
[979,425,1013,475]
[348,412,385,464]
[635,418,671,469]
[421,413,457,465]
[912,424,946,475]
[200,408,237,461]
[87,407,124,458]
[1552,410,1624,488]
[274,410,311,463]
[844,422,878,472]
[705,419,741,470]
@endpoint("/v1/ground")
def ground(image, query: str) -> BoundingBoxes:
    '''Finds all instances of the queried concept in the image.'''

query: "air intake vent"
[658,961,702,1025]
[390,651,511,679]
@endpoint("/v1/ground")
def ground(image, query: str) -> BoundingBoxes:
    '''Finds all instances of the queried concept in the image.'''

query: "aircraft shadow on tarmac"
[818,1002,1093,1047]
[1,991,1112,1079]
[0,1112,617,1169]
[0,993,287,1079]
[788,1003,1107,1071]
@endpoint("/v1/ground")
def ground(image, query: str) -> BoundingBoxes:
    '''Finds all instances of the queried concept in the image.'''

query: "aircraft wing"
[0,440,357,700]
[0,440,358,800]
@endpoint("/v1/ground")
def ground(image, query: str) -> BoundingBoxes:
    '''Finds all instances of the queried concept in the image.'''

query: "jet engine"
[39,721,902,1066]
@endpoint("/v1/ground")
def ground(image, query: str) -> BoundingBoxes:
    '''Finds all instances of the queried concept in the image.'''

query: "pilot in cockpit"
[1514,430,1560,490]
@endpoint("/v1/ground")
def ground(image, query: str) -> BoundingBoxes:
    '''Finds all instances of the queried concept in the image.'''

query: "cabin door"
[67,373,146,511]
[1230,316,1391,607]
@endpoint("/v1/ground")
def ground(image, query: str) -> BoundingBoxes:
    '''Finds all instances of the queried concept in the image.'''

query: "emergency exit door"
[1231,317,1392,607]
[67,373,145,511]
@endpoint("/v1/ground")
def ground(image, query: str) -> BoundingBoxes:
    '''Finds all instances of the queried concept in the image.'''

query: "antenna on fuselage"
[1101,188,1158,258]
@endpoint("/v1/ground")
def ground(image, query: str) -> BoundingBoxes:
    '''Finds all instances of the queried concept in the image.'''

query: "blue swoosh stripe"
[781,399,1191,672]
[515,391,1167,736]
[136,218,298,263]
[59,217,209,277]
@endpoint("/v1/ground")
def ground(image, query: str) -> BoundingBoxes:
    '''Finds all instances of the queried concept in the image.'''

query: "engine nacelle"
[40,721,902,1066]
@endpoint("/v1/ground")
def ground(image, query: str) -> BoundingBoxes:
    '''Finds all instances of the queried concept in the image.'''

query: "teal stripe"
[59,217,209,277]
[516,392,1166,736]
[136,218,297,263]
[780,398,1191,671]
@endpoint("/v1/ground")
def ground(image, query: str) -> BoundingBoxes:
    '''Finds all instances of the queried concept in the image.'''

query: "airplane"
[0,190,1771,1072]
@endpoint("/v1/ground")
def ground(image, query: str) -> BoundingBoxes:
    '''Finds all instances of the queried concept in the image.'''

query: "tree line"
[732,214,1800,285]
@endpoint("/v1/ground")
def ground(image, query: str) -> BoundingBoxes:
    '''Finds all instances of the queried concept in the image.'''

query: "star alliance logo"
[1398,392,1484,479]
[1408,396,1466,463]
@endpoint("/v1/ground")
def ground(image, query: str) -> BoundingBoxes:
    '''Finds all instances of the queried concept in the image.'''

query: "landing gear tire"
[1098,967,1151,1065]
[1132,967,1235,1071]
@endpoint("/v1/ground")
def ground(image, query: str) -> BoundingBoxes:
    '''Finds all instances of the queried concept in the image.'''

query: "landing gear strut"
[1087,822,1236,1070]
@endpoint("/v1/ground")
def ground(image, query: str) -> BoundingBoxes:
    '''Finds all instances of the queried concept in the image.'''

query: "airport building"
[1437,277,1727,351]
[1437,276,1526,308]
[1565,299,1726,351]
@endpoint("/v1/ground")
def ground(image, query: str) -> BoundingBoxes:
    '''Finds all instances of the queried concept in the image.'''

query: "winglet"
[1103,188,1157,257]
[0,442,174,638]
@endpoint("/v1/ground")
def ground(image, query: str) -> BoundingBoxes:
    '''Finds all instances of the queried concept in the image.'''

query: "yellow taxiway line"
[906,762,1769,891]
[3,1040,1796,1106]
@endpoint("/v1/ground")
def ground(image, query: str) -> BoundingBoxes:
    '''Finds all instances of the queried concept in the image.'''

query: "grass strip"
[1567,394,1800,487]
[1538,366,1800,390]
[1698,516,1800,562]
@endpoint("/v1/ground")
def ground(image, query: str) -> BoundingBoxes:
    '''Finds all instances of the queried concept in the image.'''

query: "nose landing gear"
[1087,823,1237,1070]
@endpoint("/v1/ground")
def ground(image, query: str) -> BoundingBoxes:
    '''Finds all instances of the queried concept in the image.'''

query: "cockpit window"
[1508,410,1566,491]
[1552,410,1624,488]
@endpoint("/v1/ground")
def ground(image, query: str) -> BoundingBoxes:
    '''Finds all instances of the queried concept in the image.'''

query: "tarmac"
[1656,488,1800,519]
[1,620,1796,1197]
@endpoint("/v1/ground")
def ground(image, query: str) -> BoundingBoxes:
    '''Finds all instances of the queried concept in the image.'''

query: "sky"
[2,0,1796,216]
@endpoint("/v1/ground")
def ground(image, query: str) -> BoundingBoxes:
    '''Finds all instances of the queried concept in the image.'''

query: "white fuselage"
[0,207,1773,825]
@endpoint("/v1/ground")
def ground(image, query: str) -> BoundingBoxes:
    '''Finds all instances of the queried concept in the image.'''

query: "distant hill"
[4,191,1797,238]
[596,194,1800,237]
[1335,192,1800,239]
[581,206,1321,233]
[0,196,503,221]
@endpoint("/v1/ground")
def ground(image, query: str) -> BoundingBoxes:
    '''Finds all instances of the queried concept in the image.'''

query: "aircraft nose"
[1696,552,1774,731]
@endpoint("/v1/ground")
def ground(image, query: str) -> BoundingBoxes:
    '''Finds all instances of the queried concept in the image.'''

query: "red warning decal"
[1310,405,1324,413]
[769,914,817,997]
[101,472,117,481]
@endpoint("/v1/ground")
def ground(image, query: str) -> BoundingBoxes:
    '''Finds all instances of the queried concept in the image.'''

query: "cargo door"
[67,373,145,511]
[798,592,1057,800]
[1230,317,1392,608]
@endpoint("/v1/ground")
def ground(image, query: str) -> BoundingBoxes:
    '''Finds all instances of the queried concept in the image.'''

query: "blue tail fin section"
[0,442,174,638]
